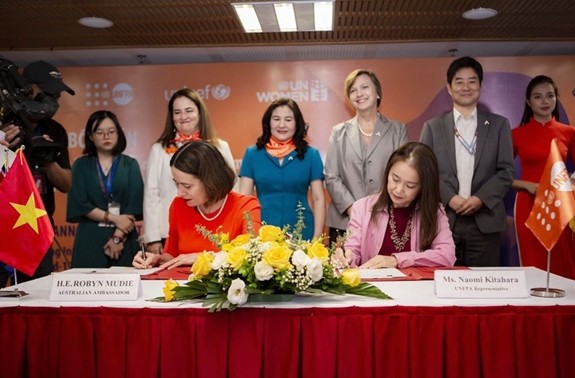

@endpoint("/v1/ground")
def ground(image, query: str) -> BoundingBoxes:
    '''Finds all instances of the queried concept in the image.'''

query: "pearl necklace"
[197,194,228,222]
[358,123,373,137]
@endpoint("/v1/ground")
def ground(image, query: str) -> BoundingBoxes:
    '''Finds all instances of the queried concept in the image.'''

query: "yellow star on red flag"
[10,193,48,233]
[0,149,54,276]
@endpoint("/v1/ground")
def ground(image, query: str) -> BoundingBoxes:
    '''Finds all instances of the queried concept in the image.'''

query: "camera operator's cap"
[22,60,75,96]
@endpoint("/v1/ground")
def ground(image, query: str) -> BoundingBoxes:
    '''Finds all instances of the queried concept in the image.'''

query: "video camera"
[0,58,62,165]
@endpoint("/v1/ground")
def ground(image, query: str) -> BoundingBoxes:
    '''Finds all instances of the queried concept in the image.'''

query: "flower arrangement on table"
[160,211,391,312]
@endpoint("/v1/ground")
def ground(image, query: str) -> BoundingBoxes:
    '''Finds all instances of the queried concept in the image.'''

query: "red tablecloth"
[2,305,574,378]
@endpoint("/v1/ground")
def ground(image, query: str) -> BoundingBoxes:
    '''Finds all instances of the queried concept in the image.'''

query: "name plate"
[49,273,141,301]
[435,270,528,298]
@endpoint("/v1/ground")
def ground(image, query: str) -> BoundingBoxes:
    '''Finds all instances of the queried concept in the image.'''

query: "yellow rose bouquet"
[161,210,391,312]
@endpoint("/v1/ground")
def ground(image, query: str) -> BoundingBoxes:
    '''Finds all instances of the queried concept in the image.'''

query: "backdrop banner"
[49,56,575,270]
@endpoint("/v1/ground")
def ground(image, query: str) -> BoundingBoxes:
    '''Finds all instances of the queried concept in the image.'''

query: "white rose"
[257,241,274,253]
[291,249,310,269]
[254,261,274,281]
[306,258,323,283]
[227,278,248,305]
[211,252,228,270]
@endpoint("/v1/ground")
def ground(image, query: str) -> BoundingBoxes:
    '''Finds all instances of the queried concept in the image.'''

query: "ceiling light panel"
[233,4,262,33]
[233,1,334,33]
[274,3,297,32]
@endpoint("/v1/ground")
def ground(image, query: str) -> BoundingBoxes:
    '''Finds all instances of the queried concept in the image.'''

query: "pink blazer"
[344,194,456,268]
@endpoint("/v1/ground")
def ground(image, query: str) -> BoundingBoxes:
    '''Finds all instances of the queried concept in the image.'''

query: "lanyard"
[453,128,477,155]
[95,157,119,202]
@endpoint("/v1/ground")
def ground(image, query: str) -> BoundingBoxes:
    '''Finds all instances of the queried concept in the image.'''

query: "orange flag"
[0,149,53,276]
[526,139,575,251]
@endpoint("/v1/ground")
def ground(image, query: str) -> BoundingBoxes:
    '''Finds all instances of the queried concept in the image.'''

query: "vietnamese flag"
[526,139,575,251]
[0,149,53,276]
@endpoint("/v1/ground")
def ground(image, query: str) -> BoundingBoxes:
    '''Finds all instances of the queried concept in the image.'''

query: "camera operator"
[0,60,75,286]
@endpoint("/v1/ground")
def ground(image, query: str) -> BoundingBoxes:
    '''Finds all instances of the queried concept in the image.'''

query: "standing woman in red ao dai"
[511,75,575,279]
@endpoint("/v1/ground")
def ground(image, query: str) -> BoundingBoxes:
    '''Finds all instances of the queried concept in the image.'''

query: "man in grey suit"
[420,56,514,267]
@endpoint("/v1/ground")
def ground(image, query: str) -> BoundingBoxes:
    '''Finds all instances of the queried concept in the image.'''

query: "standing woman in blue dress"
[67,110,144,268]
[239,98,325,240]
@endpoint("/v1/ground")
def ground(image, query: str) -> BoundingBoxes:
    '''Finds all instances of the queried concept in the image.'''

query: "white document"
[57,267,164,276]
[360,268,406,279]
[108,266,165,275]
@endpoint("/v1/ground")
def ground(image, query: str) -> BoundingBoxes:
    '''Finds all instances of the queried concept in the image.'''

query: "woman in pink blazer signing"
[336,142,456,269]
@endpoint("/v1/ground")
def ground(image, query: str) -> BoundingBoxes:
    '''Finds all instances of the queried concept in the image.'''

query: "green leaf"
[345,283,392,299]
[248,293,294,303]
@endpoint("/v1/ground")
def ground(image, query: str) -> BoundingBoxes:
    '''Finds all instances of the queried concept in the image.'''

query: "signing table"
[1,267,575,378]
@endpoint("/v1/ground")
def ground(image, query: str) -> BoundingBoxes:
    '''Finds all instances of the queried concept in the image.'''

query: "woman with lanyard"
[67,110,144,268]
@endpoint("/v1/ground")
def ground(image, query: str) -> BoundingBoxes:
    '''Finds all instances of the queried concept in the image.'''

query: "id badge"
[108,202,121,217]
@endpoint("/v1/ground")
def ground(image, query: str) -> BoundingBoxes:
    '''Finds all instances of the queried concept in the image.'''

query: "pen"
[137,236,147,268]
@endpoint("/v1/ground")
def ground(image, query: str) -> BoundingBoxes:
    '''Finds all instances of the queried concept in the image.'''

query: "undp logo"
[85,83,111,107]
[211,84,231,100]
[112,83,134,106]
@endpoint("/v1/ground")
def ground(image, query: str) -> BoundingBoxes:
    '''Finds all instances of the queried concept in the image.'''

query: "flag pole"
[0,269,28,298]
[524,138,572,298]
[529,250,565,298]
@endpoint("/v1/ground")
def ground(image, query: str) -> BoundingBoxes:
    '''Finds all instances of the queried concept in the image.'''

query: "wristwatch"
[112,236,123,244]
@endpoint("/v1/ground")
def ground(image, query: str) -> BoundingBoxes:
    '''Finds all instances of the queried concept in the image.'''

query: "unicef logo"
[112,83,134,106]
[211,84,231,100]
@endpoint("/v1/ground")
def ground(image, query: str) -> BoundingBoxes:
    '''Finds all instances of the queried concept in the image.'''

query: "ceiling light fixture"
[233,5,262,32]
[78,17,114,29]
[314,2,333,31]
[274,3,297,32]
[462,7,498,20]
[232,1,335,33]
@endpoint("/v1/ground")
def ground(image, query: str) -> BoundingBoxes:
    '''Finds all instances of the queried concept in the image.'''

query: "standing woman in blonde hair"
[324,69,408,244]
[143,88,236,255]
